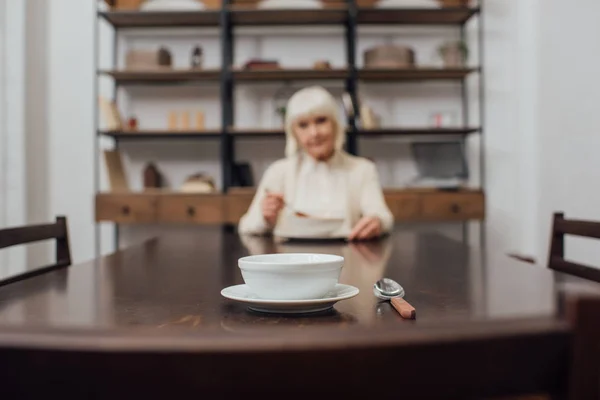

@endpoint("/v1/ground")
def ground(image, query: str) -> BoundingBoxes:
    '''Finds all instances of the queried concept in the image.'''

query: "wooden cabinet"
[96,193,157,223]
[95,189,485,225]
[157,194,224,224]
[420,192,485,221]
[225,191,254,224]
[384,193,421,221]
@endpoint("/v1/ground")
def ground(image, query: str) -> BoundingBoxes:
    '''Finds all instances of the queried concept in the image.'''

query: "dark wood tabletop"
[0,227,568,329]
[0,226,598,398]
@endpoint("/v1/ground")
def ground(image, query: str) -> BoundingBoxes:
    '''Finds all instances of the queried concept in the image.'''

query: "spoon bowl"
[373,277,405,300]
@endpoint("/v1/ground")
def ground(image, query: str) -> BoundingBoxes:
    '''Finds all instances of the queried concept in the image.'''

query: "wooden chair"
[0,216,71,286]
[548,212,600,283]
[547,213,600,399]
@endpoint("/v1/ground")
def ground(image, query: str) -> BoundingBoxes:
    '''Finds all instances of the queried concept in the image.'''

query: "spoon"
[373,278,416,319]
[265,189,310,218]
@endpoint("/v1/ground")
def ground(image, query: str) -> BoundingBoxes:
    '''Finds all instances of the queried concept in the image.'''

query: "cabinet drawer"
[421,192,484,221]
[157,195,224,224]
[226,193,254,224]
[385,194,420,221]
[95,193,157,223]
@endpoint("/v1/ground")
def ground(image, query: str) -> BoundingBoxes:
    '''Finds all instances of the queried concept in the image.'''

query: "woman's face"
[292,113,336,161]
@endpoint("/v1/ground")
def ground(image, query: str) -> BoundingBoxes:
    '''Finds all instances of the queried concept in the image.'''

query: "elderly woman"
[238,86,393,240]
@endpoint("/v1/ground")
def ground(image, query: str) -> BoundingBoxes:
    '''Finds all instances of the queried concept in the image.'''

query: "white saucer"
[221,284,359,314]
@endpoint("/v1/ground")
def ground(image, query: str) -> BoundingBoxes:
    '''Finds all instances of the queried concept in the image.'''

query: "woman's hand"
[262,192,285,227]
[348,216,382,241]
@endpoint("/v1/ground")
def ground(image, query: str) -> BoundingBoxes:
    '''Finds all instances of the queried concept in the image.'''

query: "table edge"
[0,317,570,353]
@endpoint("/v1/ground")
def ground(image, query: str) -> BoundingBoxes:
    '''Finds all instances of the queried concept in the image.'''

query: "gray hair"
[284,86,346,157]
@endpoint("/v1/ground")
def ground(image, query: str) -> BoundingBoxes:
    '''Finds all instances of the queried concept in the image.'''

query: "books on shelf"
[103,150,129,192]
[99,96,123,131]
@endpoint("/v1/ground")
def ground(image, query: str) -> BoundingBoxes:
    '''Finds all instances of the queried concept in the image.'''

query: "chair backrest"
[548,212,600,283]
[0,216,71,286]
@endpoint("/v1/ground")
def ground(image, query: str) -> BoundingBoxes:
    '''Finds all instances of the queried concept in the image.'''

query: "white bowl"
[238,253,344,300]
[275,213,345,239]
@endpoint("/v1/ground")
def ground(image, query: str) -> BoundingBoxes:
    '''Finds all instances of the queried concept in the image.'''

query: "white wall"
[25,0,52,267]
[47,0,97,263]
[482,0,540,259]
[535,0,600,267]
[0,0,27,276]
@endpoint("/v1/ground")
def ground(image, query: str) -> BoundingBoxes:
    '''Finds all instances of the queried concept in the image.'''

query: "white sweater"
[238,151,394,237]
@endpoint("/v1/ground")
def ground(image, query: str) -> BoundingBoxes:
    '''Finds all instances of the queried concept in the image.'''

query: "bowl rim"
[238,253,344,269]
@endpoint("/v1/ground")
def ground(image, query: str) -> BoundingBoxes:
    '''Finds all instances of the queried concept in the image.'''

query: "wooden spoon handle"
[391,297,416,319]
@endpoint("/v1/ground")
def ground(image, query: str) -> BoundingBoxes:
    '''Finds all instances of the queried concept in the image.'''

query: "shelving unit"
[95,0,485,250]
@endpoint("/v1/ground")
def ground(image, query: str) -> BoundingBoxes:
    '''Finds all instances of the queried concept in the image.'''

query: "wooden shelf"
[99,130,222,139]
[358,128,480,136]
[233,68,348,81]
[228,128,285,137]
[359,68,477,81]
[357,7,479,25]
[230,6,348,26]
[99,68,474,84]
[98,7,479,28]
[98,11,220,28]
[99,69,221,84]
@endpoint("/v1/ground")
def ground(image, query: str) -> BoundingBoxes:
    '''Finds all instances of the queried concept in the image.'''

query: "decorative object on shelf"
[257,0,322,9]
[168,111,178,131]
[201,0,222,9]
[313,60,332,70]
[158,47,173,68]
[408,141,468,190]
[342,92,355,119]
[180,173,216,193]
[364,45,416,69]
[232,162,254,187]
[438,41,469,68]
[273,83,295,128]
[243,59,280,70]
[126,49,174,70]
[195,111,205,130]
[103,150,129,192]
[377,0,437,8]
[110,0,144,10]
[166,110,205,131]
[143,163,163,190]
[437,0,471,7]
[141,0,205,11]
[191,46,203,69]
[360,104,381,130]
[430,111,458,128]
[127,116,138,131]
[181,111,191,130]
[125,50,156,70]
[99,96,123,131]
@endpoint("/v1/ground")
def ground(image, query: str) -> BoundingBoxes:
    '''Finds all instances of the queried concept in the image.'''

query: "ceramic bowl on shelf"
[140,0,205,11]
[238,253,344,300]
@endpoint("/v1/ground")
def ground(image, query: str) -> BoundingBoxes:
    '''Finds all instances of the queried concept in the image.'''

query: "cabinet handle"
[121,206,130,215]
[451,204,461,214]
[187,207,196,217]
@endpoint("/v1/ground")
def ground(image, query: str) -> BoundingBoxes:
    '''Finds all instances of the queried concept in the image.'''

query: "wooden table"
[0,227,597,398]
